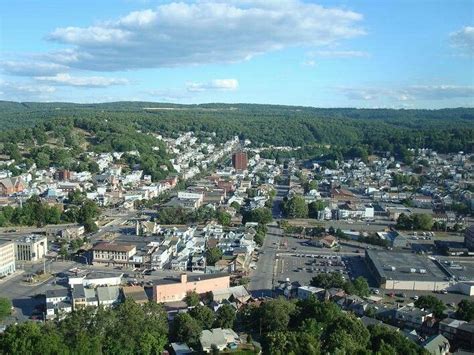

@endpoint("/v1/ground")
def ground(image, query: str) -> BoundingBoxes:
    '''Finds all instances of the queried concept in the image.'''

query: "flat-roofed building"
[365,249,450,291]
[91,242,136,267]
[0,240,15,277]
[15,235,47,262]
[297,286,325,300]
[68,271,123,287]
[153,273,230,303]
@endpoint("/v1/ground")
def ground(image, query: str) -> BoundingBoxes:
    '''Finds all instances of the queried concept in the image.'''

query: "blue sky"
[1,0,473,108]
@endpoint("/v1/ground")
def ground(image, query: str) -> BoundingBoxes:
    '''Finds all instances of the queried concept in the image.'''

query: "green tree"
[414,295,446,318]
[184,290,200,307]
[0,297,12,320]
[322,314,370,353]
[352,277,370,297]
[308,201,326,218]
[413,213,433,230]
[206,247,223,266]
[230,201,241,211]
[78,199,100,223]
[214,304,236,329]
[265,331,320,355]
[260,298,296,333]
[243,207,273,225]
[368,325,427,354]
[83,219,98,233]
[170,313,202,345]
[457,299,474,321]
[189,305,215,329]
[217,211,231,226]
[283,195,308,218]
[310,273,346,289]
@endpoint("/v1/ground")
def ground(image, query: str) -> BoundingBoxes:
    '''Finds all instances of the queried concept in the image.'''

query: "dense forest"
[0,101,473,171]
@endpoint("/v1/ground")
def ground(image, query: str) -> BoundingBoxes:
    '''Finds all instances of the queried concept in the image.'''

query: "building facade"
[232,152,248,171]
[15,235,48,262]
[0,240,16,277]
[91,242,136,267]
[0,176,24,196]
[153,273,230,303]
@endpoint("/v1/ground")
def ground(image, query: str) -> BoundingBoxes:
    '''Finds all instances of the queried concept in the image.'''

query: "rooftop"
[366,250,448,282]
[154,273,229,286]
[46,288,69,299]
[97,286,120,303]
[92,242,135,253]
[122,286,149,303]
[0,238,13,247]
[15,234,47,244]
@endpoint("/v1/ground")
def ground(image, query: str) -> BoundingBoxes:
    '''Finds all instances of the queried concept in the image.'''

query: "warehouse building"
[365,250,450,291]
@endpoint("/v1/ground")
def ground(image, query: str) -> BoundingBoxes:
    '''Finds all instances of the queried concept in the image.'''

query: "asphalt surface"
[248,224,281,297]
[0,261,80,323]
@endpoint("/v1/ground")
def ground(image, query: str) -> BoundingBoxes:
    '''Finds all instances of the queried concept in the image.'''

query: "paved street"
[0,261,80,322]
[248,224,281,297]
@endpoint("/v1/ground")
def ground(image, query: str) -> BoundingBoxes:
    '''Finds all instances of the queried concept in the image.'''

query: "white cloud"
[404,85,474,100]
[450,26,474,55]
[186,79,239,92]
[309,50,369,58]
[1,61,69,76]
[0,79,56,101]
[338,84,474,102]
[44,1,365,71]
[34,73,129,87]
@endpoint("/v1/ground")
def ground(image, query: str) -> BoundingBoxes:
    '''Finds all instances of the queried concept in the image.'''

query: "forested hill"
[1,101,473,156]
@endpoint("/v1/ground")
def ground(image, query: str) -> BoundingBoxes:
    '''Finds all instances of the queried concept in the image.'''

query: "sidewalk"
[0,270,24,284]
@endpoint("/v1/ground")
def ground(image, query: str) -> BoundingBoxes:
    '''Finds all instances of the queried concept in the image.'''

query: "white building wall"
[457,282,474,296]
[385,280,450,291]
[0,241,16,277]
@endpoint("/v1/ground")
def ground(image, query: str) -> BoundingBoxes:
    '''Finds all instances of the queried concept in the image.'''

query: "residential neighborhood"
[1,131,474,354]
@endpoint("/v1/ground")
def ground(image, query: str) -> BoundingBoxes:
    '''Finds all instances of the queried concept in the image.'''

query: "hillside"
[0,101,473,159]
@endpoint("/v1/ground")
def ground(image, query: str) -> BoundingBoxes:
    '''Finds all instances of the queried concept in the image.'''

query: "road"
[248,179,290,297]
[248,224,281,297]
[0,261,81,323]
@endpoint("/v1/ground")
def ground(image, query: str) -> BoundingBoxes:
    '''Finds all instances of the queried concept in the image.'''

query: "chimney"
[180,273,187,284]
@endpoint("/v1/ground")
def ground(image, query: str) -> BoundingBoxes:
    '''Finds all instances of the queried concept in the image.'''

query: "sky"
[0,0,473,108]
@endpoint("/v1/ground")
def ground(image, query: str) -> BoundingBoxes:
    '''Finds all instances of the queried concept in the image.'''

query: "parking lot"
[274,252,355,286]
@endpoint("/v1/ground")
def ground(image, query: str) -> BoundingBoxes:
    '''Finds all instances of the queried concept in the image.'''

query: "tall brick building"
[232,151,248,171]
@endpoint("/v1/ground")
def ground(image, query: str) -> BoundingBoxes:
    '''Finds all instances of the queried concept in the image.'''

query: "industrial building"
[365,250,450,291]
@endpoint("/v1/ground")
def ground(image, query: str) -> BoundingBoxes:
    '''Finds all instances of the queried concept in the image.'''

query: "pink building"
[153,273,230,303]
